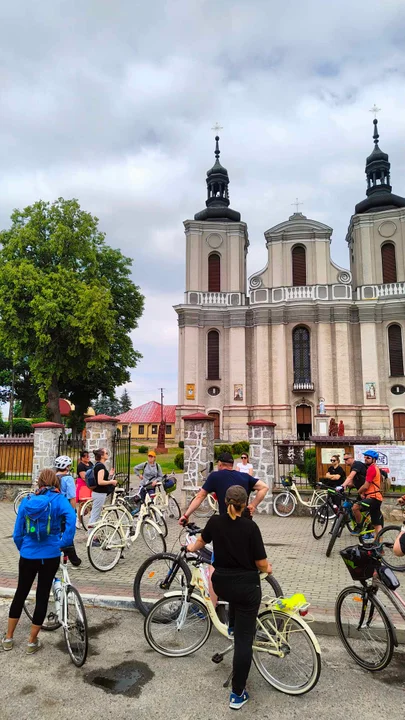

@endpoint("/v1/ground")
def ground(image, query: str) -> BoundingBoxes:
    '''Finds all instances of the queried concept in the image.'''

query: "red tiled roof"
[117,401,176,424]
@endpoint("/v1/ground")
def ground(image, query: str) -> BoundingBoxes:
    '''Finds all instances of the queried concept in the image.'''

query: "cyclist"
[352,449,383,536]
[325,454,345,488]
[134,450,163,501]
[179,451,268,524]
[340,452,367,493]
[54,456,82,567]
[76,450,93,529]
[186,485,272,711]
[2,469,75,654]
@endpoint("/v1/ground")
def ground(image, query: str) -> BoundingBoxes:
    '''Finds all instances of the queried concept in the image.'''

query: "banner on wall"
[354,445,405,485]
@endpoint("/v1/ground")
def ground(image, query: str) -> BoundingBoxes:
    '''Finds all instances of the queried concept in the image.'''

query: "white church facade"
[175,120,405,442]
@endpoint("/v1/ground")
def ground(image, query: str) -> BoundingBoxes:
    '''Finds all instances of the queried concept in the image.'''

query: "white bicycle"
[24,552,88,666]
[273,476,331,518]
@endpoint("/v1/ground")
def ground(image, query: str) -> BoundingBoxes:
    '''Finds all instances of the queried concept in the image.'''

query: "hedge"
[174,451,184,470]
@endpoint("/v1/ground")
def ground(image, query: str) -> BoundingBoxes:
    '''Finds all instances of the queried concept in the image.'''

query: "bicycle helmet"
[54,455,73,470]
[363,449,379,460]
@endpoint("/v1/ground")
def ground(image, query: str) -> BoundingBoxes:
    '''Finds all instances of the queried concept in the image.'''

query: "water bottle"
[53,578,62,617]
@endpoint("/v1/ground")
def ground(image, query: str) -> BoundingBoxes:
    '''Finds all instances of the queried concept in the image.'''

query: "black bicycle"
[133,522,283,617]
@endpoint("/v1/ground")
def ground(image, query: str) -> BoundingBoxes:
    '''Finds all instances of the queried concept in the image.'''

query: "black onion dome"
[194,136,241,222]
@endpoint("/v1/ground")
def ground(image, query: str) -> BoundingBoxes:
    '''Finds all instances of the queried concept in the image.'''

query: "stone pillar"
[32,422,65,483]
[182,413,215,509]
[85,414,118,470]
[247,419,276,515]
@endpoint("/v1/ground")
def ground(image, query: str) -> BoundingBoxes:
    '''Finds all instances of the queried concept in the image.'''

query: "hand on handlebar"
[398,496,405,506]
[179,515,188,527]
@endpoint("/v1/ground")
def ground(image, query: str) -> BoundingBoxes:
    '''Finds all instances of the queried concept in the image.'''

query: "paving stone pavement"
[1,498,405,627]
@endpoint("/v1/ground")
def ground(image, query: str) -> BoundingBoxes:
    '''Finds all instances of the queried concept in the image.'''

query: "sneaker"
[26,639,41,655]
[1,635,13,651]
[227,627,234,638]
[229,690,249,710]
[349,524,363,535]
[69,557,82,568]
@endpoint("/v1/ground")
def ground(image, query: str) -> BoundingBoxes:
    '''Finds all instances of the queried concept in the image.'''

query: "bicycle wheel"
[24,596,61,631]
[148,506,168,538]
[194,496,215,518]
[14,490,30,515]
[335,586,394,671]
[63,585,88,667]
[133,553,192,616]
[273,492,296,517]
[376,525,405,572]
[167,495,181,520]
[312,503,330,540]
[80,498,93,530]
[103,506,133,539]
[141,518,167,554]
[326,514,344,557]
[144,593,212,657]
[253,609,321,695]
[87,522,124,572]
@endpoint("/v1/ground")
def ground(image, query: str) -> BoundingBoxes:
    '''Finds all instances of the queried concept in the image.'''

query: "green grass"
[130,446,182,474]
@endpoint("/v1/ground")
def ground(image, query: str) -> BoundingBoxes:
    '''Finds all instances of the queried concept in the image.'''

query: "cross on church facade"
[211,122,223,133]
[291,198,303,213]
[370,104,381,119]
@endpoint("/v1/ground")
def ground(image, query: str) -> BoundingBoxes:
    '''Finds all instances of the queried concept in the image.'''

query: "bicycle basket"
[281,476,293,488]
[163,477,177,494]
[340,545,380,581]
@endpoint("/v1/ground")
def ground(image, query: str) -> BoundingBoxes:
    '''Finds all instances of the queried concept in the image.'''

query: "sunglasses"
[241,456,248,459]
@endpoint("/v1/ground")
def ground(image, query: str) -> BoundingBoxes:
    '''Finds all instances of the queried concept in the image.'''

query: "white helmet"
[55,455,72,470]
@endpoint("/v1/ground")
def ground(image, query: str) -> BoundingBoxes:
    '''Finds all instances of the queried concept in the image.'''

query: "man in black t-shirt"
[341,453,367,492]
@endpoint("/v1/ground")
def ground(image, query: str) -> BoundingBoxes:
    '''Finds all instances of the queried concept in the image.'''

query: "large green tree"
[0,198,144,423]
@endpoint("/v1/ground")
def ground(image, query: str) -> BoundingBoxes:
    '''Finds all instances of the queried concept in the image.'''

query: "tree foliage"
[120,389,132,413]
[93,393,122,417]
[0,198,144,423]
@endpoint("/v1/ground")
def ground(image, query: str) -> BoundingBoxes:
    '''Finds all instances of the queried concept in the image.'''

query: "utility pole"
[156,387,168,454]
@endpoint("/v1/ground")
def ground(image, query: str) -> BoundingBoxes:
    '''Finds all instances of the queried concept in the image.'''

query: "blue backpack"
[24,492,59,541]
[85,467,96,488]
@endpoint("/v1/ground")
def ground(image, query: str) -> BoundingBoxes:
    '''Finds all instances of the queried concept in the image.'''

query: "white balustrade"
[185,292,244,306]
[360,282,405,300]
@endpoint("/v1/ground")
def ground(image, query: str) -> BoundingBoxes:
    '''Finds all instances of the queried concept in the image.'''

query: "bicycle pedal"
[211,653,224,664]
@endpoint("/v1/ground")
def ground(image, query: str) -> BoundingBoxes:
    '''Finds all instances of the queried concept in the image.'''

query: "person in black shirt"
[325,454,346,488]
[88,448,116,530]
[187,485,272,711]
[76,450,94,530]
[341,453,367,492]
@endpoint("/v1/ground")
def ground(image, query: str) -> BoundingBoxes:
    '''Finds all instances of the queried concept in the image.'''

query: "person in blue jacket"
[1,468,75,654]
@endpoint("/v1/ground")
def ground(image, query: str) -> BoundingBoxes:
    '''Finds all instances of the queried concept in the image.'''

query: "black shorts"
[361,498,382,526]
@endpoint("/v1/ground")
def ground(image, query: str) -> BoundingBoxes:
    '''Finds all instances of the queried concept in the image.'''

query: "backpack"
[85,467,96,488]
[24,493,58,541]
[143,462,161,477]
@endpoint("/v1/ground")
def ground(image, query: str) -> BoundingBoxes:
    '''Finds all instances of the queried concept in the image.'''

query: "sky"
[1,0,405,407]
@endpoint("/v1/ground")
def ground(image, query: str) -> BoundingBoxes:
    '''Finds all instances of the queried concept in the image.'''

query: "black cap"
[218,451,234,464]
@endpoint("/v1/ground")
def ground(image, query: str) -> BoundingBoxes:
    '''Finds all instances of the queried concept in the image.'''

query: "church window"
[381,243,397,284]
[207,330,220,379]
[292,246,306,286]
[293,326,311,384]
[208,253,221,292]
[388,324,404,377]
[394,412,405,440]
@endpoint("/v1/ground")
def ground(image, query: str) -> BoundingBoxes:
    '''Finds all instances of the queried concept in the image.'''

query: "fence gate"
[274,439,315,488]
[112,430,132,492]
[58,435,85,475]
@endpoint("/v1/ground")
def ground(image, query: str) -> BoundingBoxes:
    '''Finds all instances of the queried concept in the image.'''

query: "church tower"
[175,136,249,440]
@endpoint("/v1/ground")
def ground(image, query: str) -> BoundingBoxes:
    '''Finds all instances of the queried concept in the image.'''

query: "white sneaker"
[76,521,81,530]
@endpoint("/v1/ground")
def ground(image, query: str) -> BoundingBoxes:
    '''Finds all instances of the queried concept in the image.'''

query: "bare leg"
[5,617,19,640]
[208,565,218,607]
[28,625,41,644]
[352,503,362,524]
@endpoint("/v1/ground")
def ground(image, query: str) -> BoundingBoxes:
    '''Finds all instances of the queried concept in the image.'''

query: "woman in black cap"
[187,485,272,711]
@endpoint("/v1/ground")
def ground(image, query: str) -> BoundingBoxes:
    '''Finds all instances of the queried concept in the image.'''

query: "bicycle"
[14,486,37,515]
[145,475,181,522]
[79,473,128,530]
[273,475,329,518]
[86,491,166,571]
[336,540,405,671]
[316,486,381,557]
[144,548,321,695]
[24,552,88,667]
[374,505,405,572]
[133,522,283,617]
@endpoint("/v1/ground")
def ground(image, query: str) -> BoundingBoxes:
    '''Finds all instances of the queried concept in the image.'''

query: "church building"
[175,119,405,442]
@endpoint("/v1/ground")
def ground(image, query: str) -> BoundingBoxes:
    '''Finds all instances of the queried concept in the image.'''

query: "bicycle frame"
[87,493,163,550]
[287,481,326,509]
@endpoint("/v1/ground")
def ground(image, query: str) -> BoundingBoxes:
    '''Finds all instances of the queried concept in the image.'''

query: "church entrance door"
[208,411,220,440]
[296,404,312,440]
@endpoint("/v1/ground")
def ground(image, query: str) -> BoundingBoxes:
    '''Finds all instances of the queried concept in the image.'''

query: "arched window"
[394,412,405,441]
[208,253,221,292]
[388,324,404,376]
[292,245,306,286]
[381,243,397,283]
[293,326,311,387]
[207,330,220,380]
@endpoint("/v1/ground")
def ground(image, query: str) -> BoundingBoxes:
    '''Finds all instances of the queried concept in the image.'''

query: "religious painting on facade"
[365,382,376,399]
[234,384,243,401]
[186,383,195,400]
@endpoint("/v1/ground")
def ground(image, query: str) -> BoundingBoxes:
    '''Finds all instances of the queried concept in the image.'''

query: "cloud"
[1,0,405,405]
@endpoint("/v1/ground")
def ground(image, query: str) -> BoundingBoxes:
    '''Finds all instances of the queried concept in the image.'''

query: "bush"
[174,451,184,470]
[137,445,149,454]
[214,443,234,461]
[304,448,317,487]
[12,419,33,435]
[178,440,184,449]
[30,417,48,425]
[231,441,250,456]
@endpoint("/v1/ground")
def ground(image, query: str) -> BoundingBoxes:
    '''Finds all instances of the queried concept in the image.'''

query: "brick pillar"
[247,419,277,515]
[32,422,65,483]
[182,413,215,509]
[85,414,118,470]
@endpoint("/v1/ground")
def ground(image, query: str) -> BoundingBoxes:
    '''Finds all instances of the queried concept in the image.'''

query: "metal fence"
[112,431,132,492]
[0,435,34,484]
[274,439,315,488]
[58,435,85,476]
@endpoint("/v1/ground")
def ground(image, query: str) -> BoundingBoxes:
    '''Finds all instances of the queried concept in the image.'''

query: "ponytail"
[226,500,244,520]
